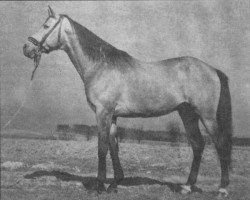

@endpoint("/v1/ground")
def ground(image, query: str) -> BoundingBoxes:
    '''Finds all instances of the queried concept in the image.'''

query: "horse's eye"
[43,25,49,29]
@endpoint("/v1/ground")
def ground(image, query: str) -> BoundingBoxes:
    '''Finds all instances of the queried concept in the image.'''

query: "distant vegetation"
[55,123,250,146]
[1,124,249,146]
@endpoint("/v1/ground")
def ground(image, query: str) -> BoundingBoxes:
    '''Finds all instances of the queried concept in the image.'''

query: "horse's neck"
[64,32,95,83]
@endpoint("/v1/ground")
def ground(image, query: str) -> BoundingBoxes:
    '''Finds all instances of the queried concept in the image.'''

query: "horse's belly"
[114,106,175,118]
[114,93,181,118]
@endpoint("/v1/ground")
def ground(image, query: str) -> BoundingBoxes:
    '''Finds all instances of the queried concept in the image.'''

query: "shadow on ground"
[24,170,195,193]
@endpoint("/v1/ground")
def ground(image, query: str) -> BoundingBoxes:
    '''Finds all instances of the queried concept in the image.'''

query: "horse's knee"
[109,123,118,148]
[110,123,117,137]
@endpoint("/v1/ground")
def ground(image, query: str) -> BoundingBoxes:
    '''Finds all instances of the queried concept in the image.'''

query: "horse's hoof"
[180,185,202,194]
[107,183,118,193]
[191,185,203,193]
[97,182,106,194]
[217,188,229,198]
[180,185,191,194]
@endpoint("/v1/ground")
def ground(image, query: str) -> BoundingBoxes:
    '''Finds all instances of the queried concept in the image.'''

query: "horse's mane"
[64,15,133,65]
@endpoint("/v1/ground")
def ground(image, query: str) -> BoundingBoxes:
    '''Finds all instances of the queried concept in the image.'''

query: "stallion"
[23,7,232,197]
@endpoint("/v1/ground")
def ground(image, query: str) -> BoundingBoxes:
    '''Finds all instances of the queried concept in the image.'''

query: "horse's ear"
[48,6,56,18]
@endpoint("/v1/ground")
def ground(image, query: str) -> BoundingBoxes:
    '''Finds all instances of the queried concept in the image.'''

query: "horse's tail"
[216,69,233,168]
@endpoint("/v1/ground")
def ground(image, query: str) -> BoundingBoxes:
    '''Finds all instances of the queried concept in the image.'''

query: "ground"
[1,136,250,200]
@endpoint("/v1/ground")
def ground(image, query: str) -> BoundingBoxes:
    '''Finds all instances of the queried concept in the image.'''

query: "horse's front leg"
[95,109,112,193]
[107,116,124,193]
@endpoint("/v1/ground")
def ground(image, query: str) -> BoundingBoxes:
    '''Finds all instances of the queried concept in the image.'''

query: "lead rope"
[1,81,33,130]
[2,17,63,131]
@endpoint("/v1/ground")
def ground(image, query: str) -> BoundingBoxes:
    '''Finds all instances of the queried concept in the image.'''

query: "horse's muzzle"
[23,42,39,59]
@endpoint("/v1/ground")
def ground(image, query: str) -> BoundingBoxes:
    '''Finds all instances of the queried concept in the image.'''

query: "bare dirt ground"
[1,136,250,200]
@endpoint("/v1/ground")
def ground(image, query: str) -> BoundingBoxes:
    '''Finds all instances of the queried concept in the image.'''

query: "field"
[1,135,250,200]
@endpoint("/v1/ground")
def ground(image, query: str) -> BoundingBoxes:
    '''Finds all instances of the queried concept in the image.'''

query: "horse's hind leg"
[178,103,205,194]
[107,116,124,193]
[201,118,230,197]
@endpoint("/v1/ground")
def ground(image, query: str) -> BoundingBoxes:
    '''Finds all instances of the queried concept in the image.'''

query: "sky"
[1,1,250,137]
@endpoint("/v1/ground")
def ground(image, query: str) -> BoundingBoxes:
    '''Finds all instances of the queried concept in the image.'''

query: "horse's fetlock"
[218,188,229,198]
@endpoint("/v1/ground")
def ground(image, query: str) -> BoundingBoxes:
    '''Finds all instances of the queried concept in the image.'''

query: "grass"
[1,136,250,200]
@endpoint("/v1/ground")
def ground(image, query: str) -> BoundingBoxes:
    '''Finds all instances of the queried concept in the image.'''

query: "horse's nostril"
[23,44,27,50]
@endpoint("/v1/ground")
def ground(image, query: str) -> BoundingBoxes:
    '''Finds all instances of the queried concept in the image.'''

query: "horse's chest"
[85,77,122,111]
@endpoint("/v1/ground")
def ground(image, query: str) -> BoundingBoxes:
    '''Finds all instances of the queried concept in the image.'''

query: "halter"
[28,15,63,53]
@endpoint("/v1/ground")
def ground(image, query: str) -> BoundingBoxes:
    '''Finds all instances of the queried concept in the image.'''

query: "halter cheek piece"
[28,16,63,53]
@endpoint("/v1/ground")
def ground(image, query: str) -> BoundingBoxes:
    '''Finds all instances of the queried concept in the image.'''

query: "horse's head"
[23,6,65,79]
[23,6,63,59]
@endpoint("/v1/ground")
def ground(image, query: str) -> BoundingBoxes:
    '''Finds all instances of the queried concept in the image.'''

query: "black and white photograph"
[1,1,250,200]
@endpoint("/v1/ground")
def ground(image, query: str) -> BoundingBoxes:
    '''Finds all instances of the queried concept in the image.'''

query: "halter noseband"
[28,16,63,52]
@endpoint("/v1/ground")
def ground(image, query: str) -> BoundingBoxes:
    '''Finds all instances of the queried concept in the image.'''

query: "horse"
[23,7,232,197]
